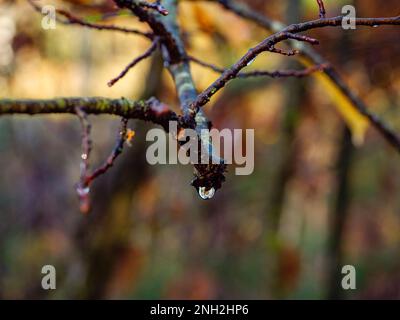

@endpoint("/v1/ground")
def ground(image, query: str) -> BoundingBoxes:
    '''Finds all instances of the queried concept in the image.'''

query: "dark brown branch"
[190,15,400,113]
[323,66,400,152]
[0,97,179,130]
[76,107,92,179]
[209,0,400,152]
[188,55,328,79]
[108,38,159,87]
[75,107,93,214]
[115,0,227,192]
[285,32,319,45]
[28,0,152,38]
[75,117,129,214]
[316,0,326,19]
[269,47,299,56]
[56,9,153,38]
[86,118,129,185]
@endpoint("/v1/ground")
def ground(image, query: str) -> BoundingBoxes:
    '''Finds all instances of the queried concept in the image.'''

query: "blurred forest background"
[0,0,400,299]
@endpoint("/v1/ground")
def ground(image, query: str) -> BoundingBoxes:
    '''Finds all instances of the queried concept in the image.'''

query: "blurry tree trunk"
[267,0,304,298]
[268,0,302,233]
[74,52,164,299]
[327,0,355,298]
[327,126,354,299]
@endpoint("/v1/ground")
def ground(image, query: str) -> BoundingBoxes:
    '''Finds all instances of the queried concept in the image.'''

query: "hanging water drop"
[198,187,215,200]
[77,186,90,197]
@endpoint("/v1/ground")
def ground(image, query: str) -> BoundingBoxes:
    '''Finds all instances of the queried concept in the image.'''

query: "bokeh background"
[0,0,400,299]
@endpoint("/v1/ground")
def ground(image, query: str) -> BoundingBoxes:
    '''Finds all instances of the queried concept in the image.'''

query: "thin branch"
[285,32,319,45]
[323,66,400,152]
[56,9,153,38]
[75,117,129,213]
[108,38,159,87]
[28,0,152,38]
[76,107,92,181]
[188,55,328,79]
[209,0,400,152]
[269,47,299,56]
[316,0,326,19]
[189,14,400,117]
[85,118,129,185]
[75,107,93,214]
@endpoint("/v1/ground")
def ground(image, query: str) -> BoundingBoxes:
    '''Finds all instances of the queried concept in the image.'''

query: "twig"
[188,55,327,79]
[0,97,179,131]
[270,47,299,56]
[85,118,129,185]
[56,9,153,38]
[210,0,400,152]
[28,0,152,38]
[75,107,93,214]
[115,0,227,192]
[74,114,130,214]
[108,38,159,87]
[285,32,319,45]
[316,0,326,19]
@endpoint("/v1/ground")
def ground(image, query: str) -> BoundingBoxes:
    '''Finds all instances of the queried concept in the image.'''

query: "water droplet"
[373,25,379,28]
[198,187,215,200]
[81,153,88,160]
[247,58,256,66]
[77,186,90,197]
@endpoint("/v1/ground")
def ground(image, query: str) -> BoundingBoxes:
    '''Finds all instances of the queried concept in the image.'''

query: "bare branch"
[188,55,328,79]
[0,97,179,130]
[85,118,129,185]
[269,47,299,56]
[75,117,129,214]
[316,0,326,19]
[28,0,152,38]
[285,32,319,45]
[108,38,160,87]
[75,107,93,214]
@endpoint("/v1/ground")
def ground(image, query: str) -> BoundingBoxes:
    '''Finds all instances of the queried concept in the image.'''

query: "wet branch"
[3,0,399,212]
[0,97,178,129]
[28,0,153,38]
[114,0,227,192]
[76,116,129,214]
[316,0,327,19]
[108,38,160,87]
[188,55,328,79]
